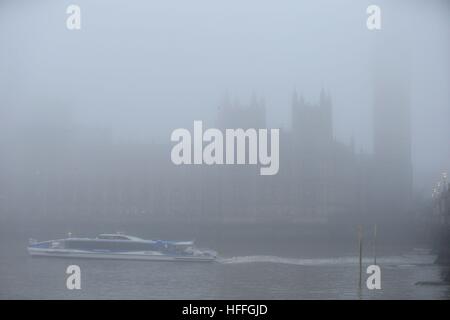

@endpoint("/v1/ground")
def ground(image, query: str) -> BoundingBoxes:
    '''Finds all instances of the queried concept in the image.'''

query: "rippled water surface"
[0,222,449,299]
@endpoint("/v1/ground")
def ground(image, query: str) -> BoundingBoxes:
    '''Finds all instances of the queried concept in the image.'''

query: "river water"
[0,220,449,299]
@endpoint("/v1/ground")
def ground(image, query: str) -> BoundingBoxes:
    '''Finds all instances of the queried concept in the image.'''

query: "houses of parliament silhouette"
[0,76,413,225]
[202,83,412,223]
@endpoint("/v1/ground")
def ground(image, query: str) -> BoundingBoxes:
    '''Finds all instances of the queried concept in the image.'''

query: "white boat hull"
[28,248,216,262]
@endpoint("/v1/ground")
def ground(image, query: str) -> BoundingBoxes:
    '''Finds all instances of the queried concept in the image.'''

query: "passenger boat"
[28,233,216,262]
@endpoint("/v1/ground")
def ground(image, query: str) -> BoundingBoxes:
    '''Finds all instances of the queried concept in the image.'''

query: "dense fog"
[0,0,449,225]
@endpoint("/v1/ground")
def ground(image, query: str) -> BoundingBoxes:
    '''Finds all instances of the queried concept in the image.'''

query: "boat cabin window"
[97,235,130,240]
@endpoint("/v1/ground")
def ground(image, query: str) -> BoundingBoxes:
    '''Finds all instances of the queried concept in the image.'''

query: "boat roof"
[97,233,143,241]
[96,234,194,245]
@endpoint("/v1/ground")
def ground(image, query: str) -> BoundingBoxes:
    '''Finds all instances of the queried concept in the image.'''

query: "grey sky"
[0,0,449,192]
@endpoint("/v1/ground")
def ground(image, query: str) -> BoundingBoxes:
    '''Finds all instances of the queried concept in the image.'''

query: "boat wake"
[218,253,436,267]
[219,255,362,266]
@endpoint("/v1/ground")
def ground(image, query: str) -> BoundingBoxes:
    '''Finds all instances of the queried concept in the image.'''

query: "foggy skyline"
[1,0,449,193]
[1,0,450,302]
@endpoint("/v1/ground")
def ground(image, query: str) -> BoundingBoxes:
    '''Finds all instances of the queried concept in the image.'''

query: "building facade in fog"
[1,86,412,223]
